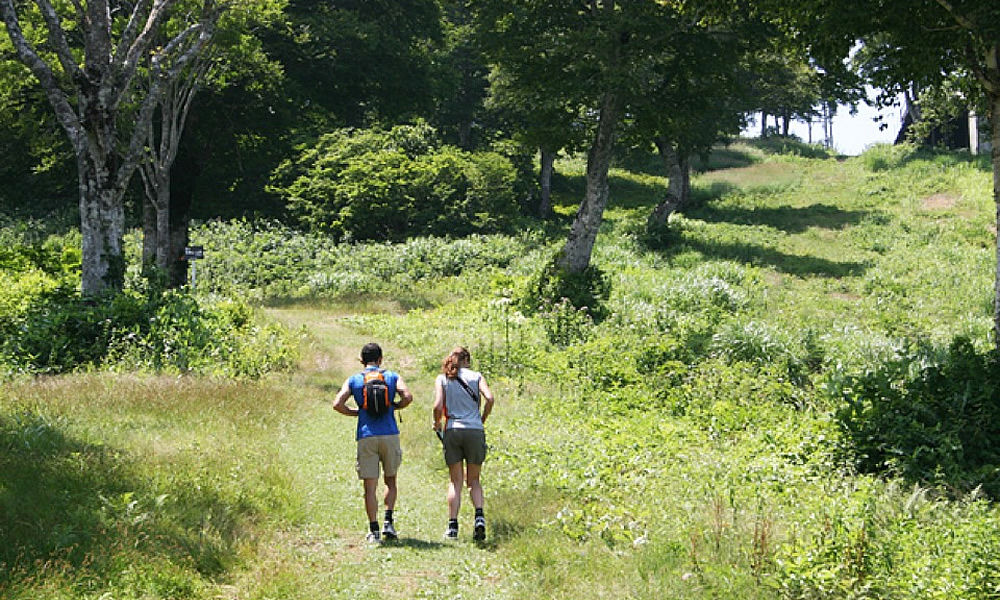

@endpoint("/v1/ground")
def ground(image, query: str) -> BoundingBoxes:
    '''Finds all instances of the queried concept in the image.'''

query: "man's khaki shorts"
[356,434,402,480]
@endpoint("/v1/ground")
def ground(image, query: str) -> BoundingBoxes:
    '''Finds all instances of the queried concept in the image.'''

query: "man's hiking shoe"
[473,516,486,541]
[444,525,459,539]
[365,531,381,545]
[382,521,398,541]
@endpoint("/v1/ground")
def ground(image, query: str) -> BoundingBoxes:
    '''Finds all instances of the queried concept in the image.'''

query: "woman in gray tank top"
[432,346,495,541]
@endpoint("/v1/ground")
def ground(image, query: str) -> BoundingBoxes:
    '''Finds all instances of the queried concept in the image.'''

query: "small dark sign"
[184,246,205,260]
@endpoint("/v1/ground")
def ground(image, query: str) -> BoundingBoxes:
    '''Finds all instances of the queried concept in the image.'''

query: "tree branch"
[121,0,181,82]
[114,0,153,69]
[33,0,86,83]
[934,0,979,32]
[0,0,85,150]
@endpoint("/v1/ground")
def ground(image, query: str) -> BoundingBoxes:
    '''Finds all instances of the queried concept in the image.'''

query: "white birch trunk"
[557,92,620,273]
[990,91,1000,347]
[647,137,690,229]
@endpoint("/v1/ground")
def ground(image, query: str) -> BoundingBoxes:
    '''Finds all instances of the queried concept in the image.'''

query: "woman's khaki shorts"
[443,428,487,466]
[356,434,402,480]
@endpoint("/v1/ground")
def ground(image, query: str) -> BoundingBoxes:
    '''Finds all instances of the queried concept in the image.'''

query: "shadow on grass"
[646,229,867,279]
[551,169,667,213]
[0,411,251,592]
[693,238,866,278]
[690,202,871,234]
[616,142,765,177]
[691,144,763,172]
[383,537,448,551]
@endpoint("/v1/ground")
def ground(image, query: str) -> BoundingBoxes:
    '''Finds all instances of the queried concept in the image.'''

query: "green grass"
[2,141,1000,598]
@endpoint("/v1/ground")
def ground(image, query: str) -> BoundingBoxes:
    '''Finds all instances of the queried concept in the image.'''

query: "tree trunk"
[761,111,768,137]
[557,92,620,273]
[79,166,127,293]
[76,105,128,293]
[647,137,690,229]
[991,91,1000,348]
[538,149,555,217]
[142,196,156,267]
[140,187,171,276]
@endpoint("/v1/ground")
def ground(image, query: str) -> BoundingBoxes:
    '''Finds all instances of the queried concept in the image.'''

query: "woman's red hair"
[441,346,470,379]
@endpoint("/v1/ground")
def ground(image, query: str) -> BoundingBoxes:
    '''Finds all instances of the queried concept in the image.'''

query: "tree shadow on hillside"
[648,233,867,278]
[689,202,871,234]
[550,170,666,213]
[0,412,250,592]
[616,143,764,177]
[703,239,864,278]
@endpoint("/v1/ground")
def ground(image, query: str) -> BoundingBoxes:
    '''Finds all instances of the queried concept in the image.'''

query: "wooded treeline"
[1,1,998,328]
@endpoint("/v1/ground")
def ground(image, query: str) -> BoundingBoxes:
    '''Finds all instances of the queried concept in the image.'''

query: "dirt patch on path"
[922,192,959,210]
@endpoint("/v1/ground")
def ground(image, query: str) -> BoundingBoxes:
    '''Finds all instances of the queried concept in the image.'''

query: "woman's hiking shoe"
[365,531,382,545]
[473,516,486,541]
[444,525,459,539]
[382,521,398,541]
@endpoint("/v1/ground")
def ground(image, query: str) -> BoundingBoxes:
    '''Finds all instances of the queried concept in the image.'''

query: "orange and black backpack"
[361,369,392,417]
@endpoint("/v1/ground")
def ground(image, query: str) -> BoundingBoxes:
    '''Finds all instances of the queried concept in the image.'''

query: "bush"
[191,219,542,301]
[835,337,1000,497]
[270,122,523,241]
[859,143,917,172]
[519,256,611,324]
[0,284,296,377]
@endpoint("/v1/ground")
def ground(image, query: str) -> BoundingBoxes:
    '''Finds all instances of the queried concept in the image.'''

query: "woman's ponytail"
[441,346,470,379]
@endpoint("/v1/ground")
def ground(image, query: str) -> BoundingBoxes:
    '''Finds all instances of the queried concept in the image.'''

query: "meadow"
[2,140,999,599]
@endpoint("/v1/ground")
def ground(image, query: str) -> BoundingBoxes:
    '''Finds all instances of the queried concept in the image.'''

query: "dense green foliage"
[0,229,296,377]
[189,218,547,303]
[837,337,1000,497]
[270,122,525,241]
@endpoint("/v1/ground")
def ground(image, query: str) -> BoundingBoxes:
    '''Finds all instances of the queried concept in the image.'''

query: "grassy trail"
[251,308,515,599]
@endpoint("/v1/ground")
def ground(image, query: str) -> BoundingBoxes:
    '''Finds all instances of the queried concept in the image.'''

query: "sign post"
[184,246,205,290]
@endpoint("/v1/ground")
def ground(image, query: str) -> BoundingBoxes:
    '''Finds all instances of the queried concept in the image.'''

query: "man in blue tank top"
[333,342,413,543]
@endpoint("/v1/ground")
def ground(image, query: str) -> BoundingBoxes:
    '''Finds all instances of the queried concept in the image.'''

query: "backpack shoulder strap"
[453,375,479,403]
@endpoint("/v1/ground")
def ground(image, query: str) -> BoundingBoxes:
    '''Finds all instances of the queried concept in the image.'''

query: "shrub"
[835,337,1000,497]
[0,285,296,377]
[270,122,523,241]
[859,143,917,172]
[191,219,542,301]
[519,255,611,323]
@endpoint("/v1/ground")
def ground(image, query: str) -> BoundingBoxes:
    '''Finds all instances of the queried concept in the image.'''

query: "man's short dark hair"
[361,342,382,365]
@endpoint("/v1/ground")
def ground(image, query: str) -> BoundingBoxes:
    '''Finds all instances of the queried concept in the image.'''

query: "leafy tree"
[431,2,491,150]
[0,0,224,295]
[262,0,441,128]
[483,55,588,218]
[139,1,287,288]
[0,49,75,221]
[163,0,445,232]
[751,45,826,137]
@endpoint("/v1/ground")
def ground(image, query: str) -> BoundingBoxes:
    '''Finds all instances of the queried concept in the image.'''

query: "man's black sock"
[475,508,484,518]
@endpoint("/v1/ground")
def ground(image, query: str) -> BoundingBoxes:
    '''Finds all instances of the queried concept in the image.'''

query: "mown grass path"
[249,308,516,599]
